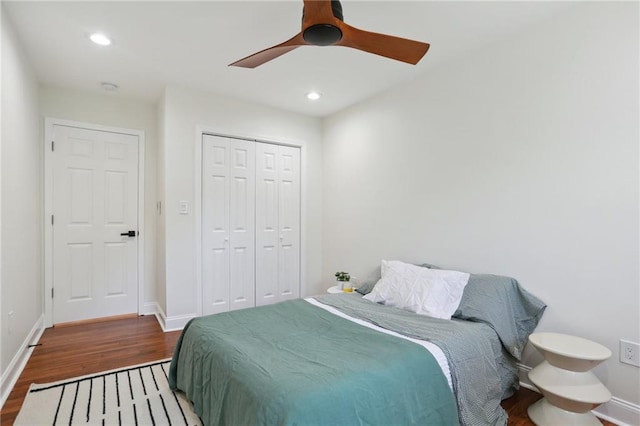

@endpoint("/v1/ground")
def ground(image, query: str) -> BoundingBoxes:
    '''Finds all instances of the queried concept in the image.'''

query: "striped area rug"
[15,359,202,425]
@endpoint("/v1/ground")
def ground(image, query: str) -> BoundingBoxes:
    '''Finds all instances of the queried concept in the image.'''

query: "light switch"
[179,201,189,215]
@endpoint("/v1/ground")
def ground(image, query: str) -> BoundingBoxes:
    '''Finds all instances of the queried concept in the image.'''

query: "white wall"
[323,1,639,416]
[160,86,323,323]
[1,10,42,374]
[39,87,158,310]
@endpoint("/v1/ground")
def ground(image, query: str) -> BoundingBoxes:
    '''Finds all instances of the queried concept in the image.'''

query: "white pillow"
[363,260,470,319]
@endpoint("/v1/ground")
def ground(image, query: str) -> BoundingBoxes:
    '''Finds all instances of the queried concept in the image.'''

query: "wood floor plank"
[0,315,614,425]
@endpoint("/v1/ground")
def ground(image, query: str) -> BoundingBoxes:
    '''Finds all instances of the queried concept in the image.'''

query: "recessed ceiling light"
[90,33,111,46]
[101,82,119,91]
[306,91,321,101]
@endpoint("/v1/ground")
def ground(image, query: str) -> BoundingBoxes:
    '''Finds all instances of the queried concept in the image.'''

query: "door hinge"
[51,141,55,152]
[51,288,54,298]
[51,215,54,225]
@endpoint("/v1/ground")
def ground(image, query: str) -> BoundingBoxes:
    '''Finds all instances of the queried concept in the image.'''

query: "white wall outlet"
[620,340,640,367]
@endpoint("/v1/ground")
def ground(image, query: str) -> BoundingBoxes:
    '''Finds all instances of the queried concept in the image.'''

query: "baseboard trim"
[140,301,159,316]
[163,313,196,332]
[593,397,640,426]
[516,363,640,426]
[517,362,535,388]
[0,314,45,408]
[55,313,138,328]
[150,304,194,332]
[154,303,167,331]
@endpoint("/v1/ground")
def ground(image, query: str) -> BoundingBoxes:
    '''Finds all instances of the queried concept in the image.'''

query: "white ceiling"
[4,1,573,117]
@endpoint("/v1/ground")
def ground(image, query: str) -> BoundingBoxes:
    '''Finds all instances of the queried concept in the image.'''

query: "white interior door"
[202,135,255,315]
[255,143,300,306]
[52,125,139,324]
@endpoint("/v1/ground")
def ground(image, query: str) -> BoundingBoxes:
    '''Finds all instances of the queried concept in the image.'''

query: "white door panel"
[277,146,300,301]
[202,136,255,314]
[52,125,138,323]
[229,140,255,310]
[256,143,300,306]
[202,137,231,314]
[255,143,279,306]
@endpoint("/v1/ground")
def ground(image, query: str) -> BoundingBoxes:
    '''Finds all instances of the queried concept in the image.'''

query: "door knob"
[120,230,136,237]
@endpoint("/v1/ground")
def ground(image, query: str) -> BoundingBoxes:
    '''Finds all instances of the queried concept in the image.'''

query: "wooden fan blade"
[336,22,429,65]
[302,0,337,29]
[230,32,307,68]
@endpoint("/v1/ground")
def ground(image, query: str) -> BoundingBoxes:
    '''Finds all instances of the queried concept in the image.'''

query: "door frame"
[43,117,146,327]
[194,126,304,317]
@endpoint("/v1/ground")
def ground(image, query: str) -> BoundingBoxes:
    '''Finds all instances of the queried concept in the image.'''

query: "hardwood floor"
[1,315,181,425]
[1,315,613,425]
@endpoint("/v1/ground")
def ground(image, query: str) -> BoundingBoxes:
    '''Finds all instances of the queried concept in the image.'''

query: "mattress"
[170,293,523,425]
[170,298,460,425]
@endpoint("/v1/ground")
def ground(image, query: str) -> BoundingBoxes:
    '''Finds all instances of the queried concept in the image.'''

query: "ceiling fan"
[229,0,430,68]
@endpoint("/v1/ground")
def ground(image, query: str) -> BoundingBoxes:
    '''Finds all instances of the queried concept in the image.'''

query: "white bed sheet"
[305,297,453,390]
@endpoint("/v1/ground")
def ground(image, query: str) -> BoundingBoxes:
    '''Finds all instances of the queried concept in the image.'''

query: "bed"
[169,266,546,426]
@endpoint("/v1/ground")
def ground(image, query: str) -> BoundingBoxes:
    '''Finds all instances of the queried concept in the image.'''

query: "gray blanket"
[314,294,509,426]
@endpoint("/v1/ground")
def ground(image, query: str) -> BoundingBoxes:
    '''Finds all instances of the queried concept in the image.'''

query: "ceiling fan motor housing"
[302,0,344,46]
[303,24,342,46]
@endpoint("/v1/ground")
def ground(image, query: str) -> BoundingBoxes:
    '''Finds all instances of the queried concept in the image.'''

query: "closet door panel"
[202,135,231,314]
[255,143,279,306]
[278,146,301,301]
[229,140,255,311]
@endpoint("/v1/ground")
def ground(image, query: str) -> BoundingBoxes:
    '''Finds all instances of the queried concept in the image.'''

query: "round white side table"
[527,332,612,426]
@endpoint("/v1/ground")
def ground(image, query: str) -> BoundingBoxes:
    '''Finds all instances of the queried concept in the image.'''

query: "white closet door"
[202,135,231,314]
[255,143,300,305]
[255,143,279,305]
[228,139,255,311]
[202,135,255,315]
[277,146,301,301]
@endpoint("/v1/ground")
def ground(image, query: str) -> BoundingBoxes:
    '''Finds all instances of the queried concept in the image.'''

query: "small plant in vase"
[335,271,351,292]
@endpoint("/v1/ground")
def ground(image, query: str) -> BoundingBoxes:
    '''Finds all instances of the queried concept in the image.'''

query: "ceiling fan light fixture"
[303,24,342,46]
[90,33,111,46]
[306,91,321,101]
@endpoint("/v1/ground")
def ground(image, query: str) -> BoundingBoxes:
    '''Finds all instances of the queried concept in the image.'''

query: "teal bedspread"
[169,299,458,426]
